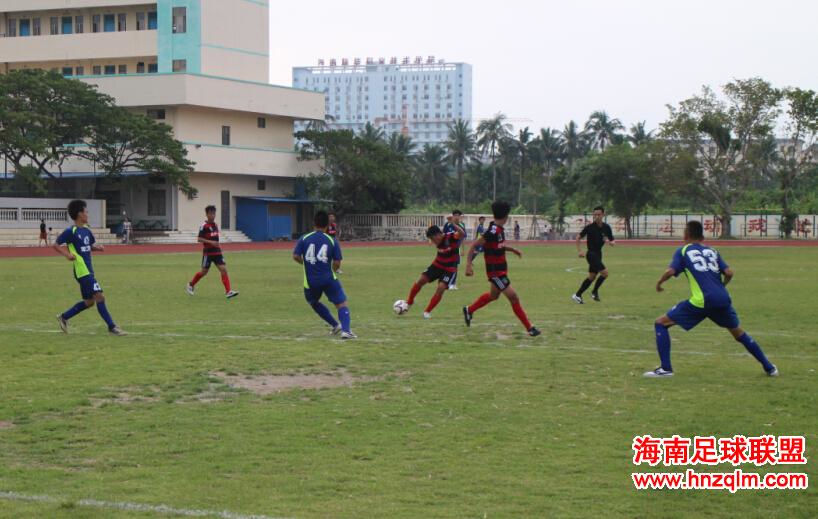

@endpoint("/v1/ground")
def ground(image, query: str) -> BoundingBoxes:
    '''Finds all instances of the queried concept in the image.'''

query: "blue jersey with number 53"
[669,243,731,309]
[293,231,342,288]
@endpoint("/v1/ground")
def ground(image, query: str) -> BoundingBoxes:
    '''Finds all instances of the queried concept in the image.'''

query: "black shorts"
[423,265,456,285]
[202,254,226,269]
[489,275,511,291]
[586,251,605,273]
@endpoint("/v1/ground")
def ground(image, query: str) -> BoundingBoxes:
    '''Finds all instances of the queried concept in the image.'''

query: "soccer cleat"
[643,367,674,378]
[340,331,357,340]
[766,365,779,377]
[336,269,343,274]
[423,312,432,319]
[108,326,127,336]
[572,294,584,304]
[331,324,343,335]
[57,315,68,334]
[225,290,239,299]
[591,292,600,302]
[448,284,458,291]
[528,326,542,337]
[462,306,472,327]
[186,283,195,296]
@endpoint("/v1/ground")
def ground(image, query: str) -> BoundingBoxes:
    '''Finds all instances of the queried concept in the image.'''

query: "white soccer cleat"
[186,283,195,296]
[571,294,584,304]
[423,312,432,319]
[448,285,458,290]
[57,315,68,334]
[108,326,127,336]
[340,331,357,340]
[643,367,674,378]
[330,324,342,335]
[766,365,779,377]
[225,290,239,299]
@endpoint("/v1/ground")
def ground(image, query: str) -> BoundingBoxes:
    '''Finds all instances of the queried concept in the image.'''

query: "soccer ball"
[393,300,409,315]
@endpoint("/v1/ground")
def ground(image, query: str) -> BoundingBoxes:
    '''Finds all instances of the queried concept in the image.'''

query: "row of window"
[5,12,158,37]
[330,113,459,121]
[56,62,160,77]
[300,73,463,84]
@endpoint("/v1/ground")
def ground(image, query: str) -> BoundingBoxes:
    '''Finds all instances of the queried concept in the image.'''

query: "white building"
[293,57,472,147]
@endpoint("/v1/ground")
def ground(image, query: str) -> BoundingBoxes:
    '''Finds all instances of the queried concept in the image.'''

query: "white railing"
[0,208,18,221]
[21,208,69,222]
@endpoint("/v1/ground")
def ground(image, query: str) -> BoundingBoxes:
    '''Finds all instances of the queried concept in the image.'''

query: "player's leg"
[573,266,597,303]
[215,260,236,297]
[500,282,540,336]
[424,280,448,317]
[448,269,458,290]
[188,256,210,294]
[591,267,608,301]
[408,273,431,306]
[645,301,704,377]
[304,285,340,330]
[327,281,354,338]
[57,279,96,332]
[463,279,502,326]
[92,290,123,334]
[713,306,777,375]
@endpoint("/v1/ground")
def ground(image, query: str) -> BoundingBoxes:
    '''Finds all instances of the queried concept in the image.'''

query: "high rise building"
[0,0,324,238]
[293,56,472,147]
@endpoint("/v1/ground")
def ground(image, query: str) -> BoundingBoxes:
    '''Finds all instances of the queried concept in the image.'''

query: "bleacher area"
[0,227,119,247]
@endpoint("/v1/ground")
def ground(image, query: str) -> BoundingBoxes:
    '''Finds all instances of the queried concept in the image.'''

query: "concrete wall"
[200,0,267,82]
[0,197,106,228]
[173,106,295,149]
[200,46,267,83]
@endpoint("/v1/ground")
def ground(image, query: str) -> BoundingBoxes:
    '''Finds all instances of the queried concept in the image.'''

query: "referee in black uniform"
[572,206,615,303]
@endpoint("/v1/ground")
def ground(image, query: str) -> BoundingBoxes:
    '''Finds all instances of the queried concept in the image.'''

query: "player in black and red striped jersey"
[404,220,465,318]
[463,201,540,336]
[327,213,342,274]
[186,205,239,299]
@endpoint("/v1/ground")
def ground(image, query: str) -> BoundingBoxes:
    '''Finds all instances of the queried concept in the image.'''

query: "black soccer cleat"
[591,292,600,302]
[528,326,541,337]
[462,306,472,327]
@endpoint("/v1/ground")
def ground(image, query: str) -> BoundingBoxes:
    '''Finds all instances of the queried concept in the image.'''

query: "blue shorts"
[304,279,347,306]
[667,300,739,331]
[77,275,102,300]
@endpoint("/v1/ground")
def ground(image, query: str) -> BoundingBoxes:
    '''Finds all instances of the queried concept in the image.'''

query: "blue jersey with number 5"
[294,231,342,288]
[669,243,730,308]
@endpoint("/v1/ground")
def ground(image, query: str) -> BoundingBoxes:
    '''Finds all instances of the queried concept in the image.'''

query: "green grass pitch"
[0,243,816,517]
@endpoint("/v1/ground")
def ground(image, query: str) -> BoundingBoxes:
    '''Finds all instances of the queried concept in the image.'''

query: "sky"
[270,0,818,134]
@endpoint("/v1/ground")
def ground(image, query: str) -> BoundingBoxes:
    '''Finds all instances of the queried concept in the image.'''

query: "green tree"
[551,165,579,233]
[511,127,533,206]
[445,119,476,205]
[584,110,624,150]
[476,113,512,200]
[359,122,385,144]
[627,121,653,147]
[560,120,588,169]
[414,144,450,202]
[661,78,782,238]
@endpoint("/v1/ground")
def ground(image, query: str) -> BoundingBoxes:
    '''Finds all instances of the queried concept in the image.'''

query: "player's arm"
[465,236,486,276]
[656,268,676,292]
[91,244,104,252]
[52,230,75,261]
[453,226,465,240]
[292,240,304,264]
[197,237,219,247]
[505,245,522,258]
[606,226,616,246]
[292,254,303,264]
[576,233,585,257]
[722,267,734,286]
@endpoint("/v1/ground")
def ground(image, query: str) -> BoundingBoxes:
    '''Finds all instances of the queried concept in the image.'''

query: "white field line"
[2,324,816,360]
[0,490,284,519]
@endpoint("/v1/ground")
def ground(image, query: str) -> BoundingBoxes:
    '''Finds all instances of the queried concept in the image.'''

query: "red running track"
[1,239,816,258]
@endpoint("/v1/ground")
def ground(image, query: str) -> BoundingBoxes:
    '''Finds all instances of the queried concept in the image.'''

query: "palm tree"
[388,132,416,159]
[445,119,476,205]
[535,127,564,184]
[560,120,587,169]
[627,121,653,147]
[476,113,513,200]
[415,144,449,201]
[359,122,385,144]
[584,110,624,150]
[512,127,533,206]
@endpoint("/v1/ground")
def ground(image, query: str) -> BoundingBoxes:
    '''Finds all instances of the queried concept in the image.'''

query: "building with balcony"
[0,0,324,239]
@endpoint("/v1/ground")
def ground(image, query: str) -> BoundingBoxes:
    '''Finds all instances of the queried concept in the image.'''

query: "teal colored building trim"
[157,0,202,74]
[201,43,269,57]
[237,0,269,6]
[183,141,298,154]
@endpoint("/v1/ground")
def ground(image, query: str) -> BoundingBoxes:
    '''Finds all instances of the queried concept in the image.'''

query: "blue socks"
[62,301,88,320]
[737,333,774,372]
[655,323,672,371]
[338,306,351,333]
[311,302,339,328]
[96,301,116,330]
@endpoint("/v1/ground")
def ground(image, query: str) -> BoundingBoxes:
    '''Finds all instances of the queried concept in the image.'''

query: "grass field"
[0,242,816,518]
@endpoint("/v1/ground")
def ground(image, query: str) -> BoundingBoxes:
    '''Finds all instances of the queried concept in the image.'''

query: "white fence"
[340,213,818,241]
[0,198,106,229]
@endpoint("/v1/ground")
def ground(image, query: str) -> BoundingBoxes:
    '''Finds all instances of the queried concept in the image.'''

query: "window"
[104,65,116,75]
[50,17,58,35]
[117,13,126,31]
[7,19,17,37]
[147,12,157,30]
[221,126,231,146]
[76,66,84,76]
[75,15,83,34]
[147,109,165,120]
[136,12,145,30]
[92,65,102,75]
[118,64,127,74]
[62,67,73,77]
[172,59,187,72]
[32,18,41,36]
[137,62,145,73]
[148,190,166,216]
[172,7,186,33]
[104,14,115,32]
[62,16,73,34]
[92,15,100,33]
[257,117,266,128]
[19,19,30,37]
[257,179,266,191]
[148,63,158,73]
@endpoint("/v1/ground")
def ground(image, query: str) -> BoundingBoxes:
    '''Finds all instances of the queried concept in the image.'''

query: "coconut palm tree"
[415,144,449,201]
[476,113,513,200]
[511,127,533,206]
[445,119,477,205]
[388,132,416,159]
[627,121,654,147]
[560,120,587,169]
[359,122,385,143]
[584,110,624,150]
[534,127,565,183]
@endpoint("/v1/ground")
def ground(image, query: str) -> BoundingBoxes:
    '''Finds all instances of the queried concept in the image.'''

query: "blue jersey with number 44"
[294,231,342,288]
[669,243,731,309]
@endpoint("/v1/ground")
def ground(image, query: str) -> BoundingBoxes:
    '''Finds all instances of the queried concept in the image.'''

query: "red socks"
[408,283,422,305]
[190,271,205,287]
[511,301,532,330]
[221,272,231,293]
[468,293,493,314]
[425,293,443,313]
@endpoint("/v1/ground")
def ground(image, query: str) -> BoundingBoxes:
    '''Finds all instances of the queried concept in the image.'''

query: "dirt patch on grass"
[0,421,14,430]
[212,369,394,395]
[89,386,161,407]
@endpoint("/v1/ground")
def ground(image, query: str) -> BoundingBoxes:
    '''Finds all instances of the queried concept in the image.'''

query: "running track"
[1,239,816,258]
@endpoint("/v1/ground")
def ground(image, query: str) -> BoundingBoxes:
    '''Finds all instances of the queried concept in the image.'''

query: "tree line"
[297,77,818,238]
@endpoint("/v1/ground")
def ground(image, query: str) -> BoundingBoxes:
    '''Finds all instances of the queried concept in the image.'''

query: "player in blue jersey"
[53,200,126,336]
[468,216,486,262]
[646,220,777,377]
[442,209,466,290]
[293,211,355,339]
